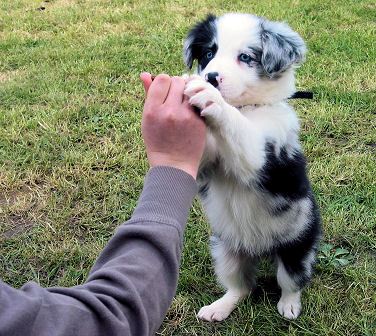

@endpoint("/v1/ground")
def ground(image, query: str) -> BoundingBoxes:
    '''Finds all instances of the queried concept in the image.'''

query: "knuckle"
[144,104,162,119]
[182,113,194,123]
[155,74,171,83]
[164,108,176,120]
[166,115,177,125]
[143,110,155,121]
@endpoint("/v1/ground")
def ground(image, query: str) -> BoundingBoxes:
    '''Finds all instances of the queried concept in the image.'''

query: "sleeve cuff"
[131,166,198,228]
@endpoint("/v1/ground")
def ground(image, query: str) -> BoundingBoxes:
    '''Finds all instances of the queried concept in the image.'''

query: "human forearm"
[85,166,198,334]
[0,166,197,336]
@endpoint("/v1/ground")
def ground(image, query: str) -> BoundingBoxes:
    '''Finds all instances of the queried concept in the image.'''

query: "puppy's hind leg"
[276,244,317,319]
[198,237,257,322]
[276,257,303,320]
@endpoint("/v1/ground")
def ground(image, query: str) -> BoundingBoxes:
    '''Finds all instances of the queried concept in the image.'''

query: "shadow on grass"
[251,276,280,304]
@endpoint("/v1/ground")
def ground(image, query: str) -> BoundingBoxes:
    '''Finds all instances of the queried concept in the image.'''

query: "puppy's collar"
[236,91,314,108]
[289,91,314,99]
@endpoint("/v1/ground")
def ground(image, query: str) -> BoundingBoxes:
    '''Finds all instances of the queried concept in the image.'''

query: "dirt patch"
[0,70,19,83]
[0,186,33,208]
[2,214,35,239]
[0,186,41,239]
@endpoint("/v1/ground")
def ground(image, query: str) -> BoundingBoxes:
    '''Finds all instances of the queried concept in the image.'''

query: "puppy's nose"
[205,72,219,88]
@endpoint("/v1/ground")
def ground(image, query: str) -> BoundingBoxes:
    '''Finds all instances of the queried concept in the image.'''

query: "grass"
[0,0,375,335]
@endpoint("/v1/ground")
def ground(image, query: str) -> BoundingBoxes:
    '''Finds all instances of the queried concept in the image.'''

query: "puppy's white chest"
[200,176,307,255]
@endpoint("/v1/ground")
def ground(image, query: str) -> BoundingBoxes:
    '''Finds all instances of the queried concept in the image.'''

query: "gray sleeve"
[0,166,198,336]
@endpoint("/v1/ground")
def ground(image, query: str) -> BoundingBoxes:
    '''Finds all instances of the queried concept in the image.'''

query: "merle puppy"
[183,13,321,322]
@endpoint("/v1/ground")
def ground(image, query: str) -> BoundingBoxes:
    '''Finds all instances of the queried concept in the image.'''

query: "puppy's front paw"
[182,73,201,83]
[200,102,222,119]
[184,78,224,120]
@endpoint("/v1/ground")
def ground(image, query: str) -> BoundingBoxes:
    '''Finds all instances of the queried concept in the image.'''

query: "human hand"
[140,72,206,179]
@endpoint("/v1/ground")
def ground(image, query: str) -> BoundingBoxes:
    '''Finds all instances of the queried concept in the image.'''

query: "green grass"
[0,0,375,335]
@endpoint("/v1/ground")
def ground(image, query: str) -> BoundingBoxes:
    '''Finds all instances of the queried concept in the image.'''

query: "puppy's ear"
[183,14,217,69]
[183,35,194,69]
[260,20,306,78]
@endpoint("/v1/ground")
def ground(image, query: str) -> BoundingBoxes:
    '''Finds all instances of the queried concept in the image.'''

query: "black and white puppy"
[183,13,321,322]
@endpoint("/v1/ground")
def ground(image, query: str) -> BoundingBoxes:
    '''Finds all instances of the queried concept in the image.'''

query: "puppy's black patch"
[184,14,218,70]
[256,142,310,200]
[198,182,209,198]
[197,157,220,198]
[277,198,321,288]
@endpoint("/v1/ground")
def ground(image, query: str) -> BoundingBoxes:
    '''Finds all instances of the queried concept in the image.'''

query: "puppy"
[183,13,321,322]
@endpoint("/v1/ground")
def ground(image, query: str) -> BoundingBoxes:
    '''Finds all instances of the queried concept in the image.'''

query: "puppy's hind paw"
[197,304,232,322]
[277,294,302,320]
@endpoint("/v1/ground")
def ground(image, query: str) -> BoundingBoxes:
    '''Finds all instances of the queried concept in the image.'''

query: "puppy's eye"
[205,51,214,59]
[239,53,253,63]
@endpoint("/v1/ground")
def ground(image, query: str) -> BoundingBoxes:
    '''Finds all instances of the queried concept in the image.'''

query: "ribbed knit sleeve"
[132,166,198,228]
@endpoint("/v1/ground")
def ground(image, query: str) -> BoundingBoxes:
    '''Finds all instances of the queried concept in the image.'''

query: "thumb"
[140,72,153,94]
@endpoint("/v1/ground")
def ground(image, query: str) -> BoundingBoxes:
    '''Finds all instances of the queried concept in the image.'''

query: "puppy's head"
[184,13,306,105]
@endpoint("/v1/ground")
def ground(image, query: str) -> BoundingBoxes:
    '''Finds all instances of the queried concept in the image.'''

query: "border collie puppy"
[183,13,321,322]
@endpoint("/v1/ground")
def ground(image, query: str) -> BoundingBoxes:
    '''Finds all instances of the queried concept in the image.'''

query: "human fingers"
[140,72,153,93]
[145,74,171,105]
[164,76,185,105]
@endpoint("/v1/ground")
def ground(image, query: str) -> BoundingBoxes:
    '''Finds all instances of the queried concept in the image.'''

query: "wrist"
[149,159,198,180]
[132,166,198,225]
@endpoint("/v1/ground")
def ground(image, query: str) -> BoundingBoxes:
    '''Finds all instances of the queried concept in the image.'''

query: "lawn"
[0,0,375,335]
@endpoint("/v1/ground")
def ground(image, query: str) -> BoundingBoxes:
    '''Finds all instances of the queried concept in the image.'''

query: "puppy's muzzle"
[205,72,220,88]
